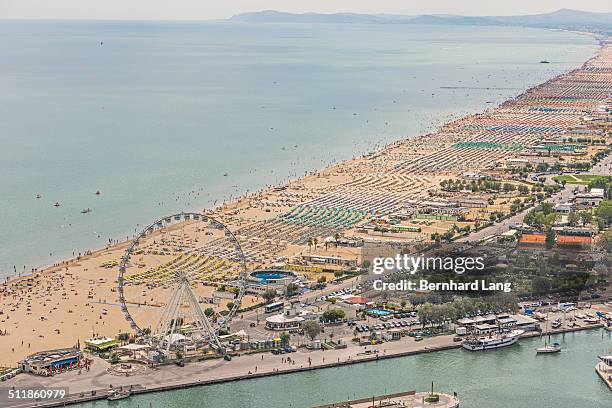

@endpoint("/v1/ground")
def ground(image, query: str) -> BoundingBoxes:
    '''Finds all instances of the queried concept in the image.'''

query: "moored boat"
[462,330,523,351]
[536,342,561,354]
[108,390,131,401]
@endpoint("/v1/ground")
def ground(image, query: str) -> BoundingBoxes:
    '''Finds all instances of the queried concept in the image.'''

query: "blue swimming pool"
[249,269,297,284]
[253,272,286,280]
[367,309,392,316]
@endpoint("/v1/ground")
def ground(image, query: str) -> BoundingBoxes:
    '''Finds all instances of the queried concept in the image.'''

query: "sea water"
[0,21,598,277]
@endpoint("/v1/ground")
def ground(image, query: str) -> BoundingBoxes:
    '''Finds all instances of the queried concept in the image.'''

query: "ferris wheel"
[117,212,246,353]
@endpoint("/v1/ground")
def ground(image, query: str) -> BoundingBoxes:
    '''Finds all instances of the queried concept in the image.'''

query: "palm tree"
[333,232,341,247]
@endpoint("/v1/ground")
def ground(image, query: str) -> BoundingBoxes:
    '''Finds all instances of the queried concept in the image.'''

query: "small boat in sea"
[462,330,523,351]
[36,194,41,199]
[107,390,131,401]
[536,342,561,354]
[53,202,61,207]
[81,208,92,214]
[223,172,228,177]
[95,191,101,195]
[540,60,550,64]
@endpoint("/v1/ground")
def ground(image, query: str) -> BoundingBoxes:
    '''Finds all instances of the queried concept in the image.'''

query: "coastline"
[1,27,601,283]
[0,28,608,367]
[5,324,605,408]
[0,26,610,408]
[3,31,603,287]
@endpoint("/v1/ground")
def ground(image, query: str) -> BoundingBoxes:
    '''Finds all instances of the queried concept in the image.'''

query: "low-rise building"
[20,348,84,376]
[84,336,119,353]
[265,306,319,331]
[554,202,575,214]
[574,188,604,209]
[474,324,498,335]
[301,254,357,268]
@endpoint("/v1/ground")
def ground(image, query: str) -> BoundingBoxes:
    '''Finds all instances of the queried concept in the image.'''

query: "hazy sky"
[2,0,611,20]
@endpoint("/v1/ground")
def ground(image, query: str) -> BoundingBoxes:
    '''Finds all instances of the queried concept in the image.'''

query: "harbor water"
[82,329,612,407]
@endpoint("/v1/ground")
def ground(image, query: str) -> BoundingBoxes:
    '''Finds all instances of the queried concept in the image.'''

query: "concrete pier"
[596,357,612,391]
[313,390,460,408]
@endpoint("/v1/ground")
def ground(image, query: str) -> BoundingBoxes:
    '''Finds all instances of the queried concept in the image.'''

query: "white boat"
[536,342,561,354]
[584,317,599,324]
[551,319,562,329]
[107,390,131,401]
[462,330,523,351]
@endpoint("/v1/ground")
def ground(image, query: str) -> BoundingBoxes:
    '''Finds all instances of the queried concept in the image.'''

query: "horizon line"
[0,7,610,22]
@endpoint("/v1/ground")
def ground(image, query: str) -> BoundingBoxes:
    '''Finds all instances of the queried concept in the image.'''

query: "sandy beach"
[1,35,611,373]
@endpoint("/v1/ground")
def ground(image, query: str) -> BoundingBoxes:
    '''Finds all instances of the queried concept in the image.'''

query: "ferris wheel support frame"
[117,211,246,354]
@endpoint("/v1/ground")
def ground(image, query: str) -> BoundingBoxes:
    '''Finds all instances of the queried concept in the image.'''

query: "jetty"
[313,390,459,408]
[596,355,612,391]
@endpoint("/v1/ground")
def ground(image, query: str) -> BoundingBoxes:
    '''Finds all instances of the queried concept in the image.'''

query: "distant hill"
[230,9,612,35]
[229,10,416,24]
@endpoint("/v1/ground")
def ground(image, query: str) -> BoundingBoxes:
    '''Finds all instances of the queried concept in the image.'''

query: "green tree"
[545,227,555,249]
[109,353,119,364]
[596,200,612,226]
[580,211,593,225]
[285,283,300,297]
[280,332,290,348]
[302,320,322,341]
[567,211,580,227]
[532,276,552,293]
[599,230,612,253]
[322,309,345,322]
[333,232,341,247]
[262,289,277,304]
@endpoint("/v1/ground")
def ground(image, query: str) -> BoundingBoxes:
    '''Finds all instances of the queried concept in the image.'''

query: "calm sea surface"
[0,21,598,277]
[81,329,612,407]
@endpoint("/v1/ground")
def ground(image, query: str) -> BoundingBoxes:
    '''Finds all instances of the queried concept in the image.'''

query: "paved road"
[459,153,611,243]
[457,186,571,243]
[230,275,362,338]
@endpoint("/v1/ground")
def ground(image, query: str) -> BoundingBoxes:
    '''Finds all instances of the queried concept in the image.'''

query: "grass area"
[553,174,606,185]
